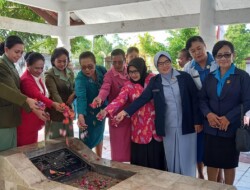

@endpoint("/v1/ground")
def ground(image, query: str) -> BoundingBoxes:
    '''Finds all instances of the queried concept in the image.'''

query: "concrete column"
[57,11,71,52]
[199,0,216,52]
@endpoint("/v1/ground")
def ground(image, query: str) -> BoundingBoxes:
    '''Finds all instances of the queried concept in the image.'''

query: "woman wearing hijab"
[116,52,202,177]
[97,57,166,170]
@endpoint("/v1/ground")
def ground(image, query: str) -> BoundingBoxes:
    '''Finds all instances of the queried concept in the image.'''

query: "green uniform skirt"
[0,128,17,151]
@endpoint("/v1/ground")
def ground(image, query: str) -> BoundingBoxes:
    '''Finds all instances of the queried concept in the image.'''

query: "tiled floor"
[38,121,250,190]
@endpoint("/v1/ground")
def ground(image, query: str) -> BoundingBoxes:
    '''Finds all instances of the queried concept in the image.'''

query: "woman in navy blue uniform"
[116,51,202,177]
[199,40,250,185]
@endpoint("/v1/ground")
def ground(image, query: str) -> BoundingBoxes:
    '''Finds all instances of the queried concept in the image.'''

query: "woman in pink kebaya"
[92,49,131,162]
[97,58,166,170]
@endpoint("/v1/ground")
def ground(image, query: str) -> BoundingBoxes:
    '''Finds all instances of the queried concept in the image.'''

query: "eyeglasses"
[128,70,139,75]
[157,59,171,67]
[82,64,94,70]
[215,53,232,59]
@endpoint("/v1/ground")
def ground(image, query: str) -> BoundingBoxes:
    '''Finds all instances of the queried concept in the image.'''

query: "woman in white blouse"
[17,52,63,146]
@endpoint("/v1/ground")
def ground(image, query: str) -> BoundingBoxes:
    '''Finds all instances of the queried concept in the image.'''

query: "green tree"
[70,36,92,58]
[0,1,44,22]
[137,32,167,57]
[167,28,198,65]
[224,24,250,69]
[111,34,128,51]
[132,33,167,72]
[0,30,57,54]
[92,35,112,65]
[0,1,57,54]
[0,0,6,8]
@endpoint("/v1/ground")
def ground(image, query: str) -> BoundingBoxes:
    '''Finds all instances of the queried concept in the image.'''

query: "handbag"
[235,105,250,152]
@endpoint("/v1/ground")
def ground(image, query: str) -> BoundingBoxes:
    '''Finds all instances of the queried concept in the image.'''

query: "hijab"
[154,51,173,81]
[127,57,148,87]
[154,51,172,68]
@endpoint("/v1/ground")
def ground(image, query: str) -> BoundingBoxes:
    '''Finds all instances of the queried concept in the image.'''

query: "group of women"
[98,37,250,185]
[0,36,75,150]
[0,35,249,186]
[184,37,250,185]
[0,36,48,151]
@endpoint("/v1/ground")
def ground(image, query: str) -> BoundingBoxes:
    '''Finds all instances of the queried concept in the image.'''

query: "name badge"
[152,89,160,92]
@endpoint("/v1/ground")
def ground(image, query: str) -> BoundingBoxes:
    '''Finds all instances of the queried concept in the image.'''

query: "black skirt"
[131,138,167,171]
[203,134,240,169]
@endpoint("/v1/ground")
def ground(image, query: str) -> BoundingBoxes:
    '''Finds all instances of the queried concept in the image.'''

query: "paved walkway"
[38,122,250,190]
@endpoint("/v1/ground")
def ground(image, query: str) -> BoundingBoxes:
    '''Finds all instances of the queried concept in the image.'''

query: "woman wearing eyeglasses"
[116,51,202,177]
[96,57,166,170]
[199,40,250,185]
[75,51,107,157]
[91,49,131,162]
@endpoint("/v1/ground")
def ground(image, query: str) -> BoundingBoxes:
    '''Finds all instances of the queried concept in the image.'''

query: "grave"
[0,138,237,190]
[29,147,134,189]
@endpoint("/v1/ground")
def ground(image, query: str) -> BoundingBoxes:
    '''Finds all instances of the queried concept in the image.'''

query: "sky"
[109,30,168,44]
[85,24,250,47]
[85,30,168,46]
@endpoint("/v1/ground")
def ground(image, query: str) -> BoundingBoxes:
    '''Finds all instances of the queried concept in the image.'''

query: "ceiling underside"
[8,0,250,25]
[2,0,250,36]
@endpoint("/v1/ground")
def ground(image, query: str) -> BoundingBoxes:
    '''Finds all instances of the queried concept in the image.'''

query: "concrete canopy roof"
[2,0,250,37]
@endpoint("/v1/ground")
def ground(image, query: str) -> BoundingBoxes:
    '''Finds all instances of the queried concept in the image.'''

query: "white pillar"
[199,0,216,52]
[57,11,71,52]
